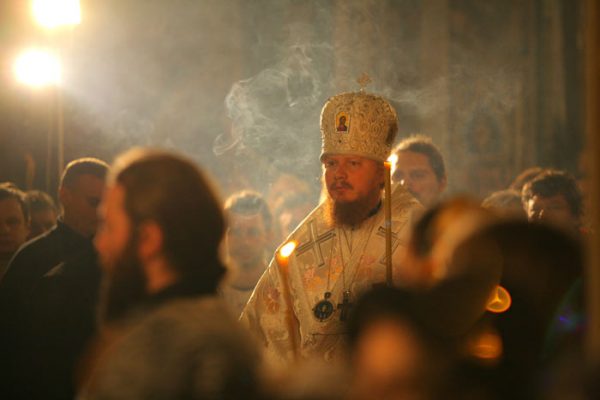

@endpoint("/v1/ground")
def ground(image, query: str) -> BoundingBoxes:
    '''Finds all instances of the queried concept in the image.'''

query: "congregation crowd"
[0,90,592,399]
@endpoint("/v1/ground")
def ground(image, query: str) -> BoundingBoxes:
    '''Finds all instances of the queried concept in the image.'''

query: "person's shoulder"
[89,297,259,400]
[0,231,59,289]
[126,296,255,354]
[12,226,60,260]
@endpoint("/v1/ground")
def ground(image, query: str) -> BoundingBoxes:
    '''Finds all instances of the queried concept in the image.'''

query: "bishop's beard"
[323,182,382,228]
[98,232,148,325]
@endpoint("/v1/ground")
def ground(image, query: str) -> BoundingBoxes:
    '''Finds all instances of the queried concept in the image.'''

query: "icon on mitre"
[336,112,349,133]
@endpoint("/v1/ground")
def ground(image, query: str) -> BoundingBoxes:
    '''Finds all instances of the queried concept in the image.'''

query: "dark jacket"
[21,250,101,399]
[0,220,92,304]
[0,221,96,399]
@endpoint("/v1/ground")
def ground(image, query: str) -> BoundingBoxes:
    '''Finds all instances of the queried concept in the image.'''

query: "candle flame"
[386,154,398,173]
[279,241,297,258]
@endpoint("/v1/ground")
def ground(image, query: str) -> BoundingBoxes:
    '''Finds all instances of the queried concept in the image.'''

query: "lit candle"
[275,241,298,359]
[383,161,392,286]
[276,241,297,271]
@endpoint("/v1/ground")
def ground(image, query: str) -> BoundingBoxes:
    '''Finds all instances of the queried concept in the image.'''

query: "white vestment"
[241,185,422,365]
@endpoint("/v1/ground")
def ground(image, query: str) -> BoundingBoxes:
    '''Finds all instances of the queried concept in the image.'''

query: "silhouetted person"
[0,158,108,399]
[429,219,584,400]
[0,158,107,297]
[9,249,102,399]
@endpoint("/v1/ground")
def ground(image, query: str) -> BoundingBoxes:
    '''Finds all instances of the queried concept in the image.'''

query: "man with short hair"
[391,135,447,208]
[0,159,108,399]
[0,158,107,295]
[242,90,422,365]
[25,190,58,239]
[521,170,584,235]
[81,149,259,399]
[221,190,273,316]
[0,183,29,278]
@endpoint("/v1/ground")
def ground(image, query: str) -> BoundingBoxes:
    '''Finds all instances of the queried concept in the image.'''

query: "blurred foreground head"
[456,219,584,399]
[95,148,226,323]
[348,287,448,400]
[404,196,498,287]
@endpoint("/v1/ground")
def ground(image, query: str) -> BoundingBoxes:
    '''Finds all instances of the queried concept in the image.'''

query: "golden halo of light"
[14,49,61,87]
[32,0,81,28]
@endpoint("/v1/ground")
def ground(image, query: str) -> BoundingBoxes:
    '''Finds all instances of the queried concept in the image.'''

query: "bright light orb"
[32,0,81,28]
[14,49,61,87]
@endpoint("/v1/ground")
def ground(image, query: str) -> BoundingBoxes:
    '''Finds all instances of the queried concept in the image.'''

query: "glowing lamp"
[14,49,61,87]
[32,0,81,28]
[487,285,512,313]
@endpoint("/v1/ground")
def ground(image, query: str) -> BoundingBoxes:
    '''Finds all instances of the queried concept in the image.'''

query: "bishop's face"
[323,154,384,205]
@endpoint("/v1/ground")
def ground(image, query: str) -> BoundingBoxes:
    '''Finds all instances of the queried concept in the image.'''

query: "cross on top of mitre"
[356,73,372,92]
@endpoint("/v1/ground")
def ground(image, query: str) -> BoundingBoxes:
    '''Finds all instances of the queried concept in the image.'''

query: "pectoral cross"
[296,222,335,267]
[337,290,353,322]
[376,225,403,265]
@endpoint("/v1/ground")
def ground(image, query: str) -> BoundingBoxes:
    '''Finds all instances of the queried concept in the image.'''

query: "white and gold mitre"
[319,91,398,162]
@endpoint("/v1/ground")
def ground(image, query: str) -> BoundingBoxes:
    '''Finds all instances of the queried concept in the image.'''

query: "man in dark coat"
[0,157,108,299]
[0,157,108,399]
